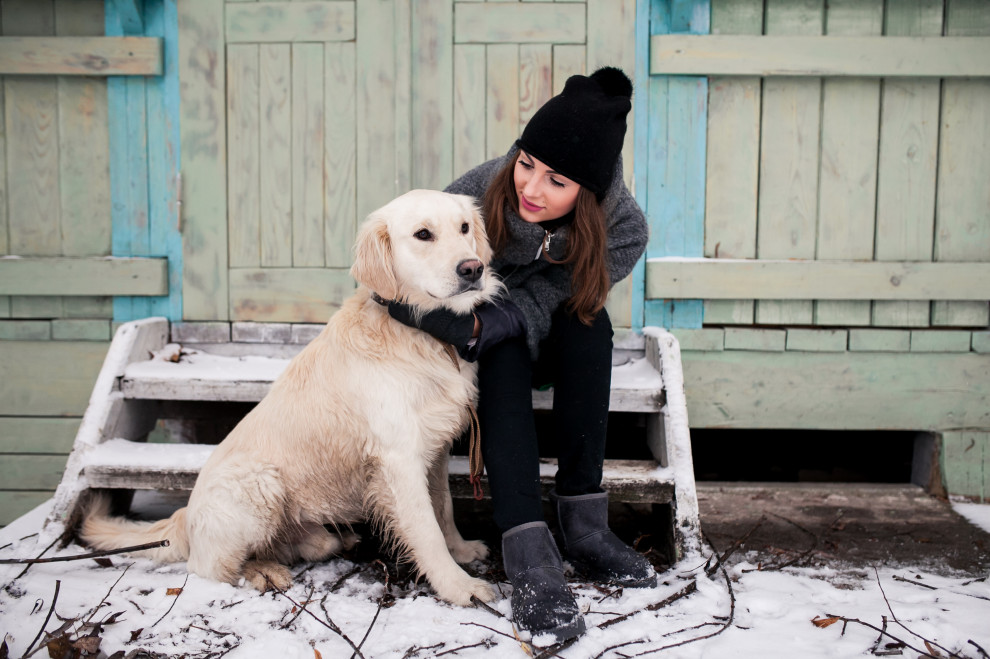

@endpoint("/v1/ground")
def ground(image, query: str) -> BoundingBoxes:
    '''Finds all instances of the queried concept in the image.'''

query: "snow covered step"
[80,439,675,505]
[119,345,665,412]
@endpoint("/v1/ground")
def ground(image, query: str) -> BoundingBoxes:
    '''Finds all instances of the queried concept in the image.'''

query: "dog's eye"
[414,229,433,241]
[461,223,469,234]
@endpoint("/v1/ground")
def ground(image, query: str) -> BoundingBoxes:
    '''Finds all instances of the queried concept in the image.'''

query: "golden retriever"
[81,189,500,606]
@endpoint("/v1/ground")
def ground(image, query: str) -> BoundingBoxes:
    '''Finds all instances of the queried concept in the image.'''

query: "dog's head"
[351,190,500,313]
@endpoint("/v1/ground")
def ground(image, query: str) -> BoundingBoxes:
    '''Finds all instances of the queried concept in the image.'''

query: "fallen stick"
[0,540,169,565]
[22,580,60,658]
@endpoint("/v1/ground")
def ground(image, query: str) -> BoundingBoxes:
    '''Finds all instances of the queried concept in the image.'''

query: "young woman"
[386,67,653,641]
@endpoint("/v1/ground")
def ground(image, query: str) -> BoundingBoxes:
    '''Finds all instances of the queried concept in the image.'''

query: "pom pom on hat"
[517,66,633,197]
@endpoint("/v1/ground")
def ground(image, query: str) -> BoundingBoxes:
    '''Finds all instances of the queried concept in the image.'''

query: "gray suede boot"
[552,491,658,588]
[502,522,586,641]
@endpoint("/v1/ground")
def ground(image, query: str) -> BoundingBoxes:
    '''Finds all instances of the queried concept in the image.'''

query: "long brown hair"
[482,156,610,326]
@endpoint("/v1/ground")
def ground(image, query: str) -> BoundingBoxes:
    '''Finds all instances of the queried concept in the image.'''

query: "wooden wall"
[179,0,640,326]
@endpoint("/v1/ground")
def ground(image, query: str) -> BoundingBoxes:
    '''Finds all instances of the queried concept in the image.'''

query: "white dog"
[81,190,500,606]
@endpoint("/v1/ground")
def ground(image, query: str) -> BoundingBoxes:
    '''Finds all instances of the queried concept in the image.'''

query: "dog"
[81,189,500,606]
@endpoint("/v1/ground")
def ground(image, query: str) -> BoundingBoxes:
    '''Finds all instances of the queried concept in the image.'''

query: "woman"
[387,66,653,641]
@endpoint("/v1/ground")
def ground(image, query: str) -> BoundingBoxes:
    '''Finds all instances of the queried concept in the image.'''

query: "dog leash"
[372,292,485,500]
[440,343,485,501]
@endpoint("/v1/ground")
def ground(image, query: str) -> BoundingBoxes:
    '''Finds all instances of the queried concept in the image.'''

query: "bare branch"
[22,580,60,658]
[0,541,169,565]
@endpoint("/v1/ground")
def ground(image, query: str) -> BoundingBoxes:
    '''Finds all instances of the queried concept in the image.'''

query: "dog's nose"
[456,259,484,283]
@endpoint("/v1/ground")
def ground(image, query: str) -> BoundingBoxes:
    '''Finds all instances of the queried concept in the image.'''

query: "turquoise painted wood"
[107,0,181,322]
[643,0,707,330]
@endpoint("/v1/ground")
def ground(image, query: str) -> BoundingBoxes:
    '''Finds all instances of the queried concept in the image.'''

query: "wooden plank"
[225,1,354,43]
[485,43,519,161]
[551,44,584,95]
[724,328,786,351]
[291,42,325,268]
[179,0,228,321]
[356,0,398,222]
[454,2,585,44]
[754,0,822,326]
[51,319,111,341]
[0,36,162,75]
[259,43,292,268]
[229,267,354,323]
[0,455,69,490]
[785,328,847,352]
[323,41,356,268]
[910,330,972,353]
[702,0,762,325]
[411,0,453,191]
[650,34,990,77]
[814,0,882,327]
[0,341,107,416]
[848,329,910,352]
[670,328,724,352]
[681,350,990,431]
[933,0,990,328]
[0,26,7,319]
[0,320,50,340]
[226,44,261,268]
[518,44,552,130]
[645,258,990,301]
[0,257,167,296]
[0,492,53,527]
[0,417,79,454]
[941,432,988,501]
[974,332,990,354]
[644,0,708,330]
[452,44,486,179]
[873,0,942,328]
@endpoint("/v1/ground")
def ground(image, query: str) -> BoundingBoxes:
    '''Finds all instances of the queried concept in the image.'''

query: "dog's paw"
[448,539,489,564]
[338,530,360,551]
[242,560,292,592]
[434,571,495,606]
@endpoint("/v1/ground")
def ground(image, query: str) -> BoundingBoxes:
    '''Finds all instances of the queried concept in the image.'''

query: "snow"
[953,498,990,535]
[3,498,988,658]
[125,344,290,382]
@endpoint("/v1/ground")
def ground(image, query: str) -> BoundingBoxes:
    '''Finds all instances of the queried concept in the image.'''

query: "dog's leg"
[376,453,494,605]
[428,456,488,564]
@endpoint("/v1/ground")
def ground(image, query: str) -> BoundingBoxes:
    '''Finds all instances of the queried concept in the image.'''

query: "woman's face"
[513,150,580,224]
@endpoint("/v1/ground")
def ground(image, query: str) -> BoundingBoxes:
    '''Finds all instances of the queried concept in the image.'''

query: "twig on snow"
[707,514,766,576]
[10,536,58,582]
[151,573,189,628]
[0,541,169,565]
[280,583,315,630]
[741,513,818,573]
[435,640,493,656]
[470,594,503,618]
[892,574,937,590]
[820,614,943,658]
[874,567,965,659]
[352,560,391,659]
[22,580,60,658]
[969,639,990,659]
[296,588,366,659]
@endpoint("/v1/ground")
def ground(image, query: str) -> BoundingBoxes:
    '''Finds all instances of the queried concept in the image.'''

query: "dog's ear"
[351,214,399,299]
[470,204,493,265]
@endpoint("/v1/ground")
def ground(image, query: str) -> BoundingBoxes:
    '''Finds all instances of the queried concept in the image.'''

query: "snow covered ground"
[1,498,988,658]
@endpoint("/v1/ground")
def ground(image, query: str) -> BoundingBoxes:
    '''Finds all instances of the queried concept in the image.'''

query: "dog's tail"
[79,493,189,563]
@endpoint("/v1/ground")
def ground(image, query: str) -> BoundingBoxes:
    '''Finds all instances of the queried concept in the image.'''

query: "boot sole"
[568,557,658,589]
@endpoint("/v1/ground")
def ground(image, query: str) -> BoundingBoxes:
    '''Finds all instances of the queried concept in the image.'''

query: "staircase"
[44,317,701,559]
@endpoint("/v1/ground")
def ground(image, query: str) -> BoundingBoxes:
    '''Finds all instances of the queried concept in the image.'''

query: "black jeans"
[477,306,613,532]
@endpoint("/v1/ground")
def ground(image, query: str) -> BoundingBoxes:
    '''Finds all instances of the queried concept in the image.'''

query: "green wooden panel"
[941,432,988,501]
[670,328,724,352]
[229,267,354,323]
[873,0,942,328]
[910,330,972,353]
[0,256,168,296]
[259,42,293,268]
[292,42,326,268]
[225,2,355,43]
[785,328,848,352]
[179,0,228,321]
[682,351,990,431]
[452,43,486,178]
[724,328,786,351]
[485,43,518,161]
[0,491,52,527]
[0,454,67,490]
[454,2,585,44]
[51,318,111,341]
[848,329,910,352]
[703,0,762,325]
[411,0,454,191]
[0,40,7,320]
[0,36,162,75]
[646,259,990,301]
[324,41,357,269]
[0,417,79,453]
[814,0,881,327]
[974,332,990,354]
[933,0,990,328]
[755,0,822,326]
[0,340,107,416]
[0,320,50,340]
[650,35,990,77]
[226,43,261,269]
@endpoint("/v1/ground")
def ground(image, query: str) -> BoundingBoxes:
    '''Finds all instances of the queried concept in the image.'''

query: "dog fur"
[81,189,500,606]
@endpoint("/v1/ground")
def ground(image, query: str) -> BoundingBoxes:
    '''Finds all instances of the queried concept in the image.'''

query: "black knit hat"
[516,66,633,198]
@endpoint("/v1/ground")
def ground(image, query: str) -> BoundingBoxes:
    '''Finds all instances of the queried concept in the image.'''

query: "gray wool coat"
[445,145,649,359]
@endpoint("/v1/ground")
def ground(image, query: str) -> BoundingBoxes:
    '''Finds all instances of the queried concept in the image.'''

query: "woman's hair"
[482,155,610,326]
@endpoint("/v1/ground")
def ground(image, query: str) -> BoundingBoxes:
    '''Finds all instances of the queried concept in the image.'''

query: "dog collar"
[370,292,391,307]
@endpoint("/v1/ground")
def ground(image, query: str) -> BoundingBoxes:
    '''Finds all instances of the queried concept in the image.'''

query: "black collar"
[370,292,391,307]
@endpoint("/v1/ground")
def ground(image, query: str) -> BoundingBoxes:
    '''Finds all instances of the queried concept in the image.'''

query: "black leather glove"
[387,301,476,351]
[469,296,527,360]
